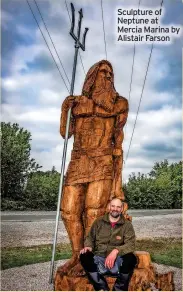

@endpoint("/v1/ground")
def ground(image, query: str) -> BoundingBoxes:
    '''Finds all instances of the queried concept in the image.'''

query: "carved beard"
[92,78,116,112]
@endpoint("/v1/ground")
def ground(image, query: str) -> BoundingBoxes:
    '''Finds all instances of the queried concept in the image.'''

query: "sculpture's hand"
[105,249,119,269]
[80,247,92,254]
[62,95,78,110]
[66,95,75,108]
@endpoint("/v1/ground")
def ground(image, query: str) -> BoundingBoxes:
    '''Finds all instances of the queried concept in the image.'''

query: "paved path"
[1,260,182,291]
[1,209,182,221]
[1,213,182,247]
[1,211,182,291]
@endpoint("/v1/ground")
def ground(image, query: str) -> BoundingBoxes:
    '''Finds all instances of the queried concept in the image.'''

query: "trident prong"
[80,27,89,51]
[70,3,77,41]
[69,3,89,51]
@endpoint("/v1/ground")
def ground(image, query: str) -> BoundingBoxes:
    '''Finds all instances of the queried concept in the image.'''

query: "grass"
[1,243,72,270]
[136,237,182,268]
[1,238,182,270]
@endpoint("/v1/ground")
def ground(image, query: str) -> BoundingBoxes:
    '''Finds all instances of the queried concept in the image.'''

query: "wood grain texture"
[54,252,174,291]
[58,61,129,276]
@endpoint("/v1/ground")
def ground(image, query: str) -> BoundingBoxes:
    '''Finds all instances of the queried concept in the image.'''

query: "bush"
[124,160,182,209]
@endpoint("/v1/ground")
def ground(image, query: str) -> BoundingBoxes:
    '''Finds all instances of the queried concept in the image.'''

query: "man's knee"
[120,253,137,273]
[80,251,97,272]
[80,251,93,265]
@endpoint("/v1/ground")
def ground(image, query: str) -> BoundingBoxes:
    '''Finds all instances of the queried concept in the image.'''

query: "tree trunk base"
[54,251,174,291]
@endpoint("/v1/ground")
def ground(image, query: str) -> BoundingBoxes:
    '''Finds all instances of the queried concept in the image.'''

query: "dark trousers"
[80,251,137,291]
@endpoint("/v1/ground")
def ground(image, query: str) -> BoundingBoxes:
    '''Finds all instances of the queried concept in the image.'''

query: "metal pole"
[49,3,88,284]
[49,48,78,284]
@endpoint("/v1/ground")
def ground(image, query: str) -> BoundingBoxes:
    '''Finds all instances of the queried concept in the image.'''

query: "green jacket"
[84,213,136,257]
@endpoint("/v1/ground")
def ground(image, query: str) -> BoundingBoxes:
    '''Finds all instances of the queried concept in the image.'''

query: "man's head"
[109,198,123,219]
[82,60,118,112]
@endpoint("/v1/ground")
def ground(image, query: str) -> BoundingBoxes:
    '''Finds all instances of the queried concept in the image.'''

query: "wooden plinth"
[54,251,174,291]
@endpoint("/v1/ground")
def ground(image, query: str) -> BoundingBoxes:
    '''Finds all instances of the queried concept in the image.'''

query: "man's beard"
[110,210,121,219]
[92,79,116,112]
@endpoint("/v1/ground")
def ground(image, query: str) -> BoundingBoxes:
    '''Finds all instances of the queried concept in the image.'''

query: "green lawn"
[136,238,182,268]
[1,243,72,270]
[1,238,182,270]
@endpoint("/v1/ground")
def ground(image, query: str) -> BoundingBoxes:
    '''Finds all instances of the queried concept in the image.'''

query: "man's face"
[96,63,113,87]
[109,199,123,218]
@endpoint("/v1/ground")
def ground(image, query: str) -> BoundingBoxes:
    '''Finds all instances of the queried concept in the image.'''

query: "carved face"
[92,63,115,112]
[95,63,113,89]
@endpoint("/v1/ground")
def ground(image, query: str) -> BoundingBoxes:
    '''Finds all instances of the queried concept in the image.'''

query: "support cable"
[124,0,141,138]
[124,0,164,164]
[34,0,71,86]
[100,0,107,60]
[128,0,141,106]
[26,0,70,93]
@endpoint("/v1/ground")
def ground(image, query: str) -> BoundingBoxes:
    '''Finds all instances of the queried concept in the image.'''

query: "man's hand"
[105,249,119,269]
[80,247,92,254]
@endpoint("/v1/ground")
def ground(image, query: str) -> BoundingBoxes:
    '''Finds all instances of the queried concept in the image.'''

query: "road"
[1,209,182,221]
[1,210,182,247]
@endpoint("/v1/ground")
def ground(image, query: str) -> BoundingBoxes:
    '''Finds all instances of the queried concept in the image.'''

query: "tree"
[24,169,60,210]
[1,122,41,203]
[149,160,182,208]
[124,160,182,209]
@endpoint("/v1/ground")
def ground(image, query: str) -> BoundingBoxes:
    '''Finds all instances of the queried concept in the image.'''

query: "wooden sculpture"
[58,60,128,276]
[55,60,175,290]
[55,251,174,291]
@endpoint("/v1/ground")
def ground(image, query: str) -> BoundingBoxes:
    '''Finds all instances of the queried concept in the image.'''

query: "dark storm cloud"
[25,54,55,73]
[142,141,182,159]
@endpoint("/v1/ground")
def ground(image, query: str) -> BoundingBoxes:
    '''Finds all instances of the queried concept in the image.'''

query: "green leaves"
[1,122,42,207]
[1,122,60,211]
[1,121,182,211]
[124,160,182,209]
[24,171,60,210]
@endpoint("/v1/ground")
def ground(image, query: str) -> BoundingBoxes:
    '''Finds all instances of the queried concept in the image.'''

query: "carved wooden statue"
[59,60,128,276]
[55,60,175,291]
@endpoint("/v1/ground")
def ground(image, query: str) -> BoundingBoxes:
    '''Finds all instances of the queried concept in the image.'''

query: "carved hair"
[82,60,118,98]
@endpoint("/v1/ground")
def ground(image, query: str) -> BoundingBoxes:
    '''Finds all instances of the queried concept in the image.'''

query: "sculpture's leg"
[69,179,112,276]
[58,184,86,275]
[85,179,112,236]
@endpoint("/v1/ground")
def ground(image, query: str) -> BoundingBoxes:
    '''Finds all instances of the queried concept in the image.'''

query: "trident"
[49,3,88,283]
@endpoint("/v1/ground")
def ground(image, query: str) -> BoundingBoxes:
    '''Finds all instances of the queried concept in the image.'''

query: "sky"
[1,0,182,182]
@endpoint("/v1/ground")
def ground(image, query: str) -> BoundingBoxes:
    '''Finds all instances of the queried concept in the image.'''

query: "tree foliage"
[124,160,182,209]
[1,122,182,210]
[1,122,41,207]
[24,169,60,210]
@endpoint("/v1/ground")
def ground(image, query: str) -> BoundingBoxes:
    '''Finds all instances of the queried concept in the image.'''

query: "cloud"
[1,0,182,183]
[1,10,13,29]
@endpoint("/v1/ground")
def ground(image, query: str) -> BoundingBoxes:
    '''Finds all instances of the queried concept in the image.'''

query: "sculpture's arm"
[111,98,128,200]
[60,96,76,139]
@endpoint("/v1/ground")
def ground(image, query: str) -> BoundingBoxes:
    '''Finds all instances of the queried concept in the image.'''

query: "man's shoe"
[87,271,109,291]
[112,272,131,291]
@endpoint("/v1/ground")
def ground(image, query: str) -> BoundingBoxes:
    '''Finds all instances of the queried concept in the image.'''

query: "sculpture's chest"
[74,115,115,150]
[72,97,116,118]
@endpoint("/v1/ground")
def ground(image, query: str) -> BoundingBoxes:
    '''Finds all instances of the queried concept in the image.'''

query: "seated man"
[80,198,137,291]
